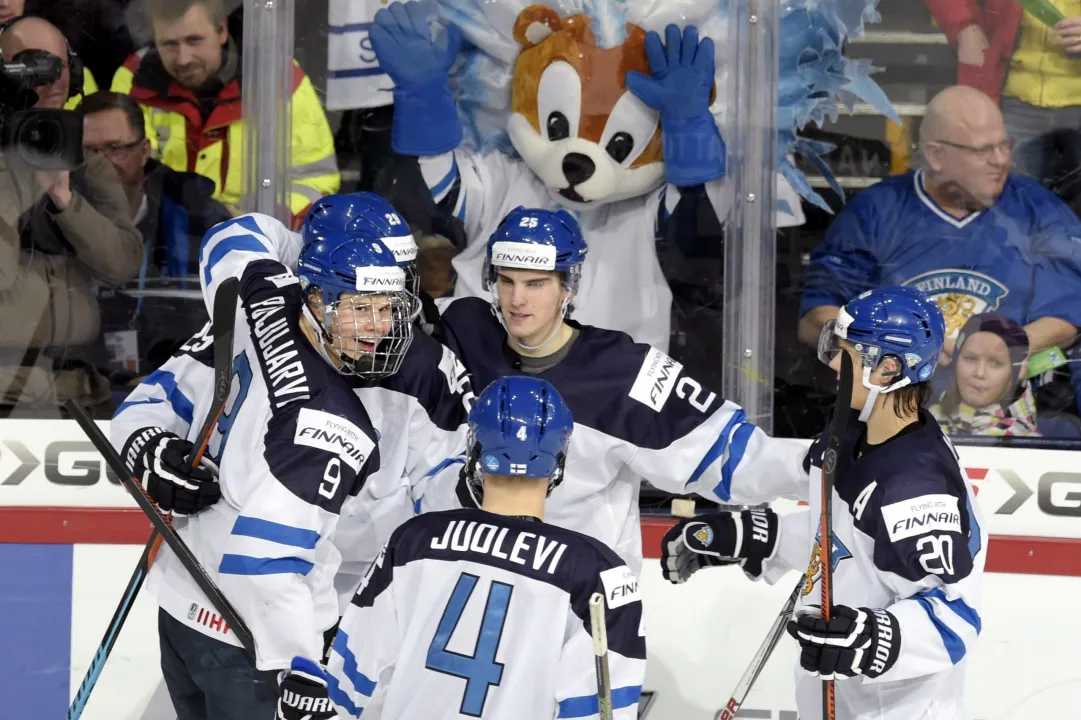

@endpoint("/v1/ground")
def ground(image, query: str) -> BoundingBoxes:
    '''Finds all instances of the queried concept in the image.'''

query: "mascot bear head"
[507,5,672,211]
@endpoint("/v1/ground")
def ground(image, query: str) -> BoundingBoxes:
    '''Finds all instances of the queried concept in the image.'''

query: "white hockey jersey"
[422,298,811,576]
[326,508,646,719]
[326,0,405,111]
[763,410,987,720]
[112,220,382,670]
[115,214,475,615]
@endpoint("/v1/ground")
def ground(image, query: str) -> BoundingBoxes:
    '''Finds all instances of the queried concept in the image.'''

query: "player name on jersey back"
[430,519,568,576]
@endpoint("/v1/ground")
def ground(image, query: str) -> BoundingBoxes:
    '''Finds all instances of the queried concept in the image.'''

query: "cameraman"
[0,16,141,415]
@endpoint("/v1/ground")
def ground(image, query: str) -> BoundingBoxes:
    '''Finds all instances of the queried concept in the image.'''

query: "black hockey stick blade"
[65,399,256,656]
[66,536,155,719]
[821,350,854,720]
[187,276,240,466]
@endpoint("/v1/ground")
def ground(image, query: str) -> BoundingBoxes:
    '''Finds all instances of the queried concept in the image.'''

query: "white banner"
[2,421,1081,540]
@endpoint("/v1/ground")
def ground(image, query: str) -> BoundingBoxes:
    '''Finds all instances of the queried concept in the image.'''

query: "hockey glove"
[661,508,778,584]
[786,605,901,680]
[276,657,337,720]
[370,1,463,155]
[625,24,726,185]
[122,427,220,517]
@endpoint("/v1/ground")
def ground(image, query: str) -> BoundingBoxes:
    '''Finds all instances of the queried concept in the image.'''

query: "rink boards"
[1,419,1080,719]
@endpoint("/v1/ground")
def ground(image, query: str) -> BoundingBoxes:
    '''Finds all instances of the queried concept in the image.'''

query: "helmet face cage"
[315,289,416,378]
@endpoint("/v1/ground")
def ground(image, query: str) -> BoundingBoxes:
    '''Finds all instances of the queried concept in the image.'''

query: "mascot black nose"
[562,153,596,186]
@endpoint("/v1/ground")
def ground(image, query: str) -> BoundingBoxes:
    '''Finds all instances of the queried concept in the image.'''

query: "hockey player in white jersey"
[422,206,811,575]
[115,193,474,617]
[661,286,987,720]
[305,375,646,720]
[110,208,401,717]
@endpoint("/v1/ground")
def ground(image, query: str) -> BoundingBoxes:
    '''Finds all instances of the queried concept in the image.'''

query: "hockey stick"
[66,279,243,720]
[716,580,801,720]
[820,350,853,720]
[589,592,614,720]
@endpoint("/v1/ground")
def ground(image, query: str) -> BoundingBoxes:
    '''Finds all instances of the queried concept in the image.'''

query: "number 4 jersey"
[762,410,988,720]
[326,508,646,720]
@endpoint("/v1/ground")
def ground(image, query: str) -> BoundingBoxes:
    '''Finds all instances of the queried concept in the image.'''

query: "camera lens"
[17,115,64,155]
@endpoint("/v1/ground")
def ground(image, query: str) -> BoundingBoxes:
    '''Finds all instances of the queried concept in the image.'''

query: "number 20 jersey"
[327,508,646,720]
[763,411,988,720]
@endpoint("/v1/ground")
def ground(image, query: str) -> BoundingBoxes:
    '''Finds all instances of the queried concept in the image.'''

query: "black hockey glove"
[122,427,220,516]
[786,605,901,680]
[661,508,779,584]
[276,657,337,720]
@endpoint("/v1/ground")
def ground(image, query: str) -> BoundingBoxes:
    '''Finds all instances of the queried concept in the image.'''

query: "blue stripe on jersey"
[325,673,363,718]
[918,588,982,634]
[557,685,642,718]
[965,493,982,559]
[113,369,195,424]
[721,421,754,499]
[202,232,268,284]
[914,595,966,664]
[456,194,468,222]
[333,629,378,696]
[686,409,745,500]
[431,157,459,198]
[230,516,320,549]
[218,555,314,576]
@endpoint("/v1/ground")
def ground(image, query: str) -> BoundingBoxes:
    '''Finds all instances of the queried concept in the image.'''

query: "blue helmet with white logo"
[296,230,415,378]
[483,207,587,288]
[819,286,946,417]
[304,192,419,292]
[465,375,574,501]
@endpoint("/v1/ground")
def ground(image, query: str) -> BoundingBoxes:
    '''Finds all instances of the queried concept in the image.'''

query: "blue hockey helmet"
[466,375,574,500]
[304,192,420,295]
[483,206,587,290]
[819,285,946,418]
[296,230,415,378]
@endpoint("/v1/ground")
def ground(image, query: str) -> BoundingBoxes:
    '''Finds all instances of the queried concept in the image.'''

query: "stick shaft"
[589,592,614,720]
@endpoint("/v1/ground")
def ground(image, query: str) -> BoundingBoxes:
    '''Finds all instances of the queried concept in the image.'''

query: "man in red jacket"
[927,0,1081,191]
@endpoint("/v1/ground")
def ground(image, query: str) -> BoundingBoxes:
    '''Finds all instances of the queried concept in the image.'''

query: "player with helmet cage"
[422,206,813,577]
[113,194,476,615]
[661,286,988,720]
[306,190,444,334]
[290,376,646,720]
[110,211,394,717]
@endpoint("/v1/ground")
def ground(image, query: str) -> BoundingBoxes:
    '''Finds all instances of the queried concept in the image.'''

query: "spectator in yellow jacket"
[111,0,340,226]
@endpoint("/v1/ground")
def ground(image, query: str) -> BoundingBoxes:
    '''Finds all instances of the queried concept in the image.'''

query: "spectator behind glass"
[798,86,1081,387]
[0,3,102,109]
[931,312,1038,437]
[81,91,228,375]
[0,17,142,415]
[926,0,1081,198]
[110,0,341,227]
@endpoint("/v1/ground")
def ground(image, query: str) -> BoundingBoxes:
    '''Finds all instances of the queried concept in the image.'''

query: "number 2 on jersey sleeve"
[426,572,513,717]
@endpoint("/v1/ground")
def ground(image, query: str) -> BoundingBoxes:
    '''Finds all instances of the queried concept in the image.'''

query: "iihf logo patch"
[691,523,714,547]
[187,603,198,621]
[484,455,500,472]
[919,365,932,381]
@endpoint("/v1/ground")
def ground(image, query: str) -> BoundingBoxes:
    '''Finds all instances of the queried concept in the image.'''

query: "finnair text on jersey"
[249,295,311,408]
[431,520,568,574]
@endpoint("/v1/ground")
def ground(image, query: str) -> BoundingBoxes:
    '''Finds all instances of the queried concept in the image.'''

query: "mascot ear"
[513,4,563,47]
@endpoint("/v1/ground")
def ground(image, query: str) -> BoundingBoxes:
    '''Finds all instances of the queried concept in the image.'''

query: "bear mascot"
[371,0,895,350]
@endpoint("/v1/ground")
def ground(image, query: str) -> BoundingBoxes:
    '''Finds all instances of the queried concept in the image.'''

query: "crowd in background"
[2,0,1081,445]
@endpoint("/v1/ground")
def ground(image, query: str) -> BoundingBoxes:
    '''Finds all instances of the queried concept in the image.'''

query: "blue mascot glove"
[370,1,463,155]
[625,24,725,186]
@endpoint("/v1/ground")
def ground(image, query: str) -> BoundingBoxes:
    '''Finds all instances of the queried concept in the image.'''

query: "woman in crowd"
[931,312,1039,436]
